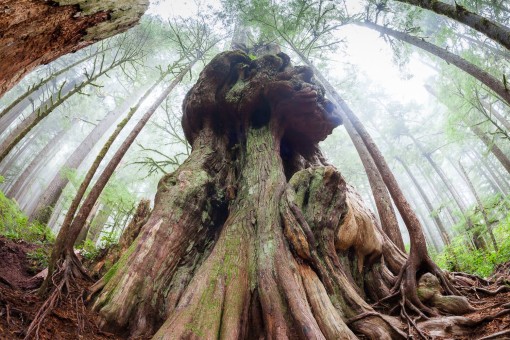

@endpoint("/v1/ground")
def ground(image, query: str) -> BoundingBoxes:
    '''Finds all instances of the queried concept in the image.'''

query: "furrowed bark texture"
[90,51,476,338]
[0,0,149,97]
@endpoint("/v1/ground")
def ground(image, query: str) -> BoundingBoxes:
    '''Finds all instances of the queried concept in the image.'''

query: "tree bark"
[0,0,148,97]
[362,21,510,106]
[85,51,421,339]
[393,0,510,51]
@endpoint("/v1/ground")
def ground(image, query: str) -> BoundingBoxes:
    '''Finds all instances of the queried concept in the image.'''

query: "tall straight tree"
[409,135,486,249]
[7,119,79,200]
[396,157,450,245]
[458,161,498,250]
[30,84,152,223]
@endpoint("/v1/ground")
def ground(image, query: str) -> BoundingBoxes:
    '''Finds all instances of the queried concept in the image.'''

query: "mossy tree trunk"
[0,0,148,97]
[86,51,485,338]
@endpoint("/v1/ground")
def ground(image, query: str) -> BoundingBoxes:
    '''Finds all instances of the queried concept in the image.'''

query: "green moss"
[103,240,136,285]
[56,0,149,40]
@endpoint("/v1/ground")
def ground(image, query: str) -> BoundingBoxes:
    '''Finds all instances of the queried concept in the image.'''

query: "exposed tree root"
[24,252,90,340]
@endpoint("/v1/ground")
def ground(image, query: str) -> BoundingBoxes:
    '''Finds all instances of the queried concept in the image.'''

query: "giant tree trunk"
[363,22,510,106]
[393,0,510,51]
[0,0,148,97]
[85,51,483,339]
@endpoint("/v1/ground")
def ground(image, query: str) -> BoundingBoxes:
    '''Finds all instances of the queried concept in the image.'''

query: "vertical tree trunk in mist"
[87,206,112,244]
[31,85,151,223]
[0,0,149,97]
[458,161,498,250]
[473,151,510,195]
[7,120,78,200]
[410,136,486,249]
[75,201,101,246]
[470,125,510,174]
[393,0,510,51]
[397,157,450,245]
[466,151,505,195]
[418,167,460,226]
[363,22,510,107]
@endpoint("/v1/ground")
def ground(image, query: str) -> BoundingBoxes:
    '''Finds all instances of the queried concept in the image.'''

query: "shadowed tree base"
[89,51,505,339]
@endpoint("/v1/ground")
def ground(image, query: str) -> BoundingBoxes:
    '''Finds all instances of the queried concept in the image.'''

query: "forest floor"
[0,236,508,339]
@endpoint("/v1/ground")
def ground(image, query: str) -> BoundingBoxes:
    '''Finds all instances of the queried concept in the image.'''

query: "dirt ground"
[0,237,122,339]
[0,236,508,339]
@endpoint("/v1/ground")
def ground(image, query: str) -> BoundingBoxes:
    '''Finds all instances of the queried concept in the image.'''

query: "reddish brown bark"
[84,50,447,339]
[0,0,148,97]
[80,50,500,339]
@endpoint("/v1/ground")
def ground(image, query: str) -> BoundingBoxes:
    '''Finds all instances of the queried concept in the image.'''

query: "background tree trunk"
[397,157,450,245]
[393,0,510,50]
[30,84,151,222]
[363,21,510,106]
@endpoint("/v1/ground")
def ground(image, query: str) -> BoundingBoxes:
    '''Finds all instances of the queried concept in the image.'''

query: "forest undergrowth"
[0,183,509,339]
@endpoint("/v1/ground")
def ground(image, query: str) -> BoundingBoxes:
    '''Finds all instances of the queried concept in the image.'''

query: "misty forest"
[1,0,510,339]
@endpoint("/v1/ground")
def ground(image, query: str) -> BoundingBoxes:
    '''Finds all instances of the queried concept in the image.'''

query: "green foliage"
[0,188,54,243]
[76,239,101,261]
[27,247,51,271]
[433,195,510,277]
